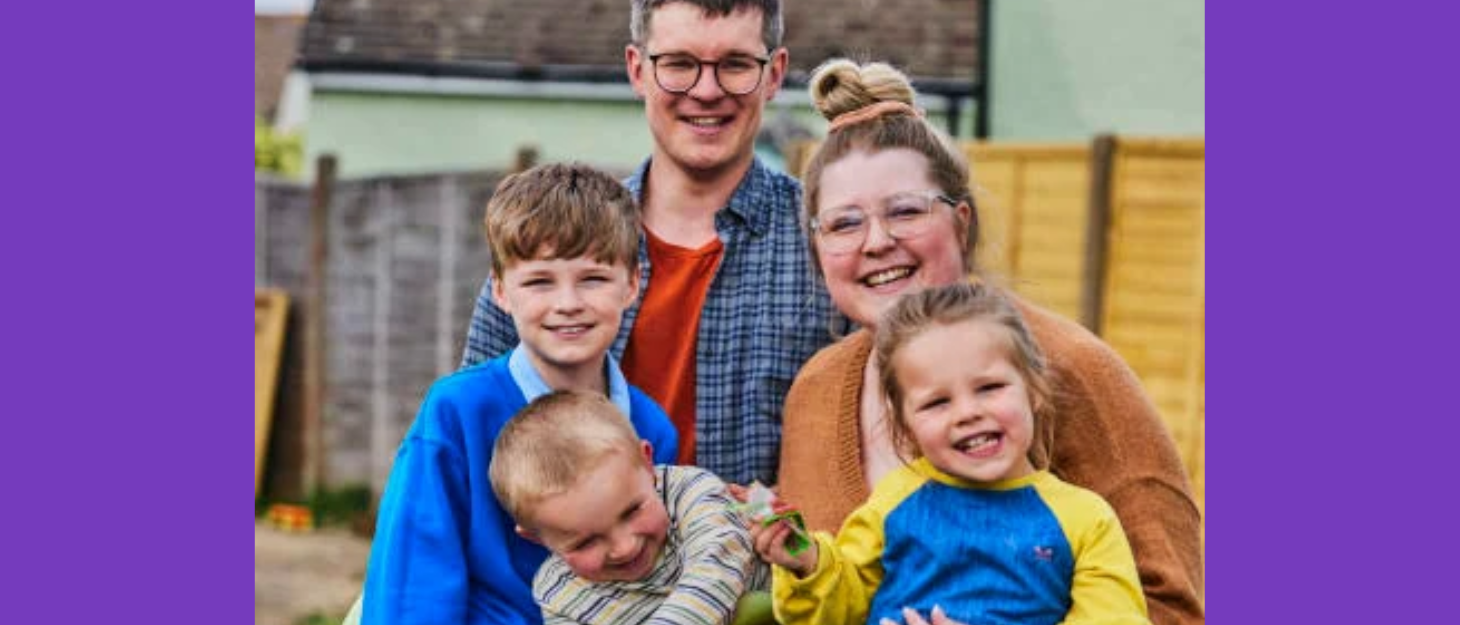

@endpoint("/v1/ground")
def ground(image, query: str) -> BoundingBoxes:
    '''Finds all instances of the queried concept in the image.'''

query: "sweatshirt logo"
[1033,546,1054,561]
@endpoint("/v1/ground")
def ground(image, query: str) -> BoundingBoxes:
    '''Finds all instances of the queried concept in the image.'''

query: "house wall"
[302,80,968,179]
[306,91,654,178]
[990,0,1204,140]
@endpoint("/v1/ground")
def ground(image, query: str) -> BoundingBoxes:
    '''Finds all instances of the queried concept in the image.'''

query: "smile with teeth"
[863,267,914,287]
[685,116,728,127]
[547,324,591,336]
[954,432,1001,454]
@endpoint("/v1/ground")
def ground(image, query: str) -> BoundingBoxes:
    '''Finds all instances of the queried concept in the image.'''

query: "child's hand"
[726,482,752,504]
[729,482,818,576]
[880,605,967,625]
[749,512,817,577]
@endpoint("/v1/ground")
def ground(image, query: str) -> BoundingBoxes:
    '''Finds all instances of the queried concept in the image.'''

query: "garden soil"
[255,522,371,625]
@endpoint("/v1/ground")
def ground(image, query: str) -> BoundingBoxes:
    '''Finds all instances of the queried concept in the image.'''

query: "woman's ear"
[954,199,973,251]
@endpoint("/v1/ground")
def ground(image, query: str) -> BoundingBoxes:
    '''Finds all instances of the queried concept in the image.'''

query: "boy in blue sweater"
[361,162,680,625]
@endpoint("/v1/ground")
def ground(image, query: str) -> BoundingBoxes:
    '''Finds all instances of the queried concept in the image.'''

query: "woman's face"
[814,148,970,328]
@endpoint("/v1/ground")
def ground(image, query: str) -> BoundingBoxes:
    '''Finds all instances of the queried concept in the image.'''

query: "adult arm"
[460,276,519,369]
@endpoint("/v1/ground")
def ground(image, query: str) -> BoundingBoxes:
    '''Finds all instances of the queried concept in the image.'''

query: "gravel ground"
[255,522,371,625]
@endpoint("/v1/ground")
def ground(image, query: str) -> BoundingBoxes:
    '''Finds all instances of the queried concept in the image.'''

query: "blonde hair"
[484,162,641,278]
[873,282,1054,465]
[802,59,979,274]
[489,390,644,527]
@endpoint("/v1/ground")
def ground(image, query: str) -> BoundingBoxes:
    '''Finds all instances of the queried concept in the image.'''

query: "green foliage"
[256,116,304,177]
[294,612,343,625]
[308,485,374,528]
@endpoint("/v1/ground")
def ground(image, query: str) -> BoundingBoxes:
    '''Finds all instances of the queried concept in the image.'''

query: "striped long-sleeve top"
[532,465,770,625]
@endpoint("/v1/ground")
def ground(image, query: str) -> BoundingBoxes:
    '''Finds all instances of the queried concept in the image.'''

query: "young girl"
[750,282,1150,625]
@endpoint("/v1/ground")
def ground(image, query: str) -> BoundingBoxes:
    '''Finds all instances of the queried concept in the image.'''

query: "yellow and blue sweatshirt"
[773,458,1149,625]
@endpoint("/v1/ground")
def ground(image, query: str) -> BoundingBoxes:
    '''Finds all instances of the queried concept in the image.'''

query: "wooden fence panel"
[964,143,1092,324]
[1097,138,1205,490]
[255,289,290,497]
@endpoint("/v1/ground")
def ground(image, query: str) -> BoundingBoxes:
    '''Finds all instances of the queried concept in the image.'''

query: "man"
[461,0,840,486]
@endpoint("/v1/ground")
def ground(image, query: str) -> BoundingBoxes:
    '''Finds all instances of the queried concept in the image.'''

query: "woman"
[775,59,1204,625]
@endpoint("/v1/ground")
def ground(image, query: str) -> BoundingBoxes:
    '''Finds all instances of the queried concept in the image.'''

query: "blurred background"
[255,1,1204,623]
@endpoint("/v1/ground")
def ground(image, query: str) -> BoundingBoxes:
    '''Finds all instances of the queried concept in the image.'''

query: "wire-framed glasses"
[646,52,771,95]
[809,190,960,255]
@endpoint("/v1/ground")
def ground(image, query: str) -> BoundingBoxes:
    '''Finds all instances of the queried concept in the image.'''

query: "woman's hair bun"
[808,58,916,122]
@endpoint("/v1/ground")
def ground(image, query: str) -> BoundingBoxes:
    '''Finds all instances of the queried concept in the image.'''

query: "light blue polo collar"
[507,344,633,418]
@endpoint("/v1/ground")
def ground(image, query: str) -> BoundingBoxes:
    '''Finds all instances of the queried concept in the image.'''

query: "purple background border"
[3,2,252,622]
[1211,1,1460,621]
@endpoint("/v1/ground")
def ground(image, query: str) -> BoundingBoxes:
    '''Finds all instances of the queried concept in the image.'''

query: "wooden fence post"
[1081,134,1117,333]
[304,153,337,497]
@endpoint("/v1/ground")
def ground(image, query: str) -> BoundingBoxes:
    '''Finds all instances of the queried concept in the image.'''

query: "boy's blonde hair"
[873,282,1054,465]
[484,162,641,278]
[489,390,644,528]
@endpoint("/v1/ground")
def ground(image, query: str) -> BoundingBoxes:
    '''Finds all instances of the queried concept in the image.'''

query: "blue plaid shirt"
[461,157,844,485]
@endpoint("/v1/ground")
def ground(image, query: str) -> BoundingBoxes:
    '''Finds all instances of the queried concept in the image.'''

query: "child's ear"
[625,263,643,303]
[515,524,543,545]
[639,440,654,465]
[490,272,512,314]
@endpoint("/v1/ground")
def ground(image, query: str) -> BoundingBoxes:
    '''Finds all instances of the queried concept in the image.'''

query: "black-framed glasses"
[810,190,961,255]
[646,52,771,96]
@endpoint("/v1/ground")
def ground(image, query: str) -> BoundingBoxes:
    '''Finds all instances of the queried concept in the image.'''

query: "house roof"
[299,0,980,93]
[256,14,308,120]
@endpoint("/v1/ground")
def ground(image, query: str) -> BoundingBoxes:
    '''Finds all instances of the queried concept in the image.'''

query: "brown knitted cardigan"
[776,297,1205,625]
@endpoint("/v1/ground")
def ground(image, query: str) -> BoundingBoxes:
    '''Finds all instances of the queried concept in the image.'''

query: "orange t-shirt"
[621,229,724,466]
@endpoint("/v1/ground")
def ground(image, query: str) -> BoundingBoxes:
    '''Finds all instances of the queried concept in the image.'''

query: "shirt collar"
[507,344,633,418]
[912,457,1047,491]
[625,156,777,237]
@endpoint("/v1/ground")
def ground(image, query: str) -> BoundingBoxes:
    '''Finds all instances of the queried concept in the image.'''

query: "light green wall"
[990,0,1204,140]
[306,92,654,178]
[304,88,970,179]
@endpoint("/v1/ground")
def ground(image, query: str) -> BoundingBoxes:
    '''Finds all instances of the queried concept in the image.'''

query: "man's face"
[625,3,786,180]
